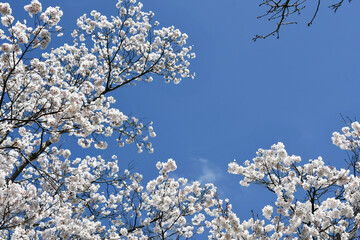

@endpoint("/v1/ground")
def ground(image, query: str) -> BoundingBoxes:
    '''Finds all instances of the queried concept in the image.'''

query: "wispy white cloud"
[195,158,223,184]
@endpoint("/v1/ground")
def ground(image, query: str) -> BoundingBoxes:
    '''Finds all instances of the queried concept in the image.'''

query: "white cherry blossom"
[228,133,360,239]
[2,0,360,239]
[0,1,235,239]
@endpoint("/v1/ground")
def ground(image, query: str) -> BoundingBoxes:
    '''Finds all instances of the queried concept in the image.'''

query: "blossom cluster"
[0,0,197,162]
[2,0,360,239]
[0,0,224,239]
[0,151,243,239]
[228,140,360,239]
[332,121,360,150]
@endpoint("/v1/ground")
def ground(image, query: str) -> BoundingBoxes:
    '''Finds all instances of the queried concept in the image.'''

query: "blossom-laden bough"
[228,121,360,239]
[0,0,239,239]
[1,0,360,239]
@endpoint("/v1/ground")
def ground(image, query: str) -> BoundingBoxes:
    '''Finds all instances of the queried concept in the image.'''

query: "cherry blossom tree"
[227,121,360,239]
[0,0,240,239]
[2,0,360,239]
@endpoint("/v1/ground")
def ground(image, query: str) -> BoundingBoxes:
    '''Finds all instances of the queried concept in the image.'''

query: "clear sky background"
[14,0,360,223]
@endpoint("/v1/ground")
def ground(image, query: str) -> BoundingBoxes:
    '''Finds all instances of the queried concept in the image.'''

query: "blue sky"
[14,0,360,222]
